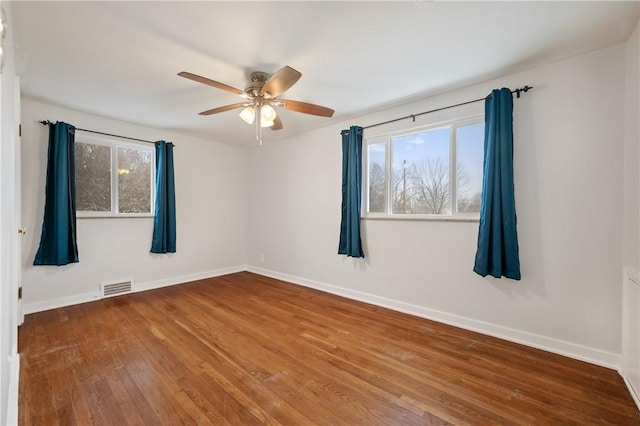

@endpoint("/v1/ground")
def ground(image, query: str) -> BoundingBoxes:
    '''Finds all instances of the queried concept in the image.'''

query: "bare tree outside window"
[369,162,385,212]
[455,163,480,213]
[456,123,484,213]
[392,127,450,215]
[390,158,474,215]
[457,191,482,213]
[75,142,111,211]
[118,147,152,213]
[392,160,415,214]
[367,142,386,213]
[407,157,450,214]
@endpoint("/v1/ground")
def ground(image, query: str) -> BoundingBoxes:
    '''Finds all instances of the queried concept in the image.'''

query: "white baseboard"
[247,266,620,370]
[23,291,100,315]
[134,265,247,293]
[22,265,248,315]
[623,375,640,410]
[6,353,19,426]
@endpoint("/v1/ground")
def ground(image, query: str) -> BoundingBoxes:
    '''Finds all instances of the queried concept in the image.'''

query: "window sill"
[362,215,479,223]
[77,213,154,219]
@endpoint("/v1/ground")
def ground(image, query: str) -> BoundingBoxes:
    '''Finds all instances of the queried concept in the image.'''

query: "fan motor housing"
[245,71,269,96]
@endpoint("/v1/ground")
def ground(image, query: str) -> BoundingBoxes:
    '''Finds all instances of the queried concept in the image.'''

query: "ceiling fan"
[178,66,335,144]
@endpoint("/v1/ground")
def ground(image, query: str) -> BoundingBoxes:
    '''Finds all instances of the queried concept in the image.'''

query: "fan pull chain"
[256,105,263,145]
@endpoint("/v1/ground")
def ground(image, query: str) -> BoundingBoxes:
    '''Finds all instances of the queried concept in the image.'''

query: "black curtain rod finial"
[514,85,533,99]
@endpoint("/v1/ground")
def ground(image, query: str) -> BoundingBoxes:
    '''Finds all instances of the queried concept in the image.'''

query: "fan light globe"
[239,107,255,124]
[261,104,277,122]
[240,105,276,127]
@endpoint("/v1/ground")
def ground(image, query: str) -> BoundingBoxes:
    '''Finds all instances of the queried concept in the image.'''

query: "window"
[75,135,154,217]
[365,117,484,220]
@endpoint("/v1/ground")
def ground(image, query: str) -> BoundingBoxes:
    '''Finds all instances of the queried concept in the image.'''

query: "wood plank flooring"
[19,272,640,425]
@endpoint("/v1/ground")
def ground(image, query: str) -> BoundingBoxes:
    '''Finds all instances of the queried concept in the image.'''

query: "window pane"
[75,142,111,211]
[392,128,450,215]
[456,123,484,213]
[368,142,386,213]
[117,146,152,213]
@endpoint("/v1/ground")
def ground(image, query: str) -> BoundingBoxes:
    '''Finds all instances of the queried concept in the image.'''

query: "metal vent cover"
[101,280,132,298]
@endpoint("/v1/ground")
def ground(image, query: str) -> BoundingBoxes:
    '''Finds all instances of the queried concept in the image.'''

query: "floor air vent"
[101,280,132,298]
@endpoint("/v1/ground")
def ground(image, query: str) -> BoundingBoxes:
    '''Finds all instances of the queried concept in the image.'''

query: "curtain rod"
[361,85,533,131]
[38,120,157,145]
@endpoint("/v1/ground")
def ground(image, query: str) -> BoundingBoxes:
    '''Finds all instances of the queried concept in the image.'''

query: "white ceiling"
[11,1,639,147]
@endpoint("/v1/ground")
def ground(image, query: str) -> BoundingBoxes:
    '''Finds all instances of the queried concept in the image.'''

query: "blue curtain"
[473,88,521,280]
[34,121,79,266]
[338,126,365,258]
[151,141,176,253]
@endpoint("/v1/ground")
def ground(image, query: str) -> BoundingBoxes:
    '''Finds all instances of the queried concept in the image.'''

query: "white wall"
[624,20,639,273]
[21,100,249,311]
[248,43,628,367]
[0,2,20,424]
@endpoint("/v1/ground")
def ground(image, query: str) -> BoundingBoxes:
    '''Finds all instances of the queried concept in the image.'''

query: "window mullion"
[386,137,392,214]
[112,145,118,215]
[450,125,456,216]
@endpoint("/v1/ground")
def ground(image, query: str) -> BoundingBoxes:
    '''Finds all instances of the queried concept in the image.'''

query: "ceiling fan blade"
[260,66,302,98]
[199,103,247,116]
[270,115,283,130]
[178,71,247,98]
[278,99,335,117]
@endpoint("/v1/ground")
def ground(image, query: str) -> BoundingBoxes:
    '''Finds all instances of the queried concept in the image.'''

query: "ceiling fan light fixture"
[239,106,255,124]
[180,65,334,144]
[240,104,276,127]
[261,104,277,122]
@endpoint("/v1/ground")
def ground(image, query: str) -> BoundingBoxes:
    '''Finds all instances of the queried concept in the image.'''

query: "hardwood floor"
[19,272,640,425]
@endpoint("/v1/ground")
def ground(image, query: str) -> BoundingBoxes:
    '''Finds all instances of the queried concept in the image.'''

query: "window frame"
[363,114,484,222]
[75,134,155,219]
